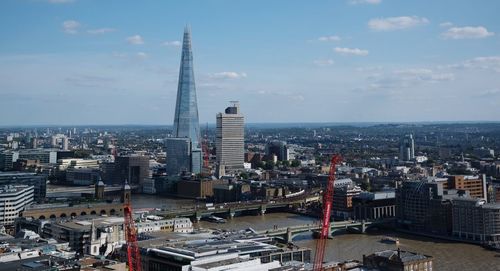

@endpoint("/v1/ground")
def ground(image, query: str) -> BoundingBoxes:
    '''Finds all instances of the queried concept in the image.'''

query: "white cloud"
[318,35,341,42]
[449,56,500,72]
[62,20,80,34]
[441,26,494,39]
[48,0,75,3]
[334,47,369,56]
[290,95,305,102]
[368,16,429,31]
[393,68,455,82]
[87,28,116,34]
[162,41,182,47]
[349,0,381,5]
[137,52,148,60]
[209,72,247,79]
[313,59,335,66]
[126,35,144,45]
[439,22,453,28]
[476,89,500,97]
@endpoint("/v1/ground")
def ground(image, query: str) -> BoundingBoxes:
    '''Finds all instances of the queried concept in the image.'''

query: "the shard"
[167,26,202,175]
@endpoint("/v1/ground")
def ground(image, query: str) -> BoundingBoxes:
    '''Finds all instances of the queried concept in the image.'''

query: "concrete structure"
[66,168,101,186]
[44,216,125,256]
[266,141,290,162]
[21,201,123,220]
[216,101,245,172]
[445,175,487,200]
[332,184,362,219]
[0,172,46,203]
[170,26,202,175]
[136,217,193,233]
[114,155,150,185]
[399,134,415,161]
[396,179,454,235]
[136,235,309,271]
[0,185,34,226]
[353,191,396,221]
[0,149,57,170]
[452,198,500,247]
[177,179,217,199]
[363,249,433,271]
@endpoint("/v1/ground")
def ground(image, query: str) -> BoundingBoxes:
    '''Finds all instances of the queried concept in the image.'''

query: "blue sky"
[1,0,499,125]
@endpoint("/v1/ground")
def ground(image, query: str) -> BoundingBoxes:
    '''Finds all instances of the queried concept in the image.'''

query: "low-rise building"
[0,185,34,227]
[44,217,125,256]
[136,217,193,233]
[136,235,310,271]
[363,249,433,271]
[353,191,396,221]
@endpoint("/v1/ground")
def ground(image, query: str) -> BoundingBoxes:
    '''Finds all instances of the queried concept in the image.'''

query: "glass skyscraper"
[167,27,202,175]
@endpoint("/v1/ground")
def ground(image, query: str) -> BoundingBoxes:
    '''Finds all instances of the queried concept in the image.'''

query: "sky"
[1,0,499,126]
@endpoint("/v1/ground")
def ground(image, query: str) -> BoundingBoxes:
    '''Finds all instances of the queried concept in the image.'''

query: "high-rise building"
[167,26,202,175]
[399,134,415,161]
[166,138,191,175]
[113,155,150,185]
[62,136,69,151]
[266,141,289,161]
[216,101,244,172]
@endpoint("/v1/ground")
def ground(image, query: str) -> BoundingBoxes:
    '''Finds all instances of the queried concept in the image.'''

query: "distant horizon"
[2,120,500,129]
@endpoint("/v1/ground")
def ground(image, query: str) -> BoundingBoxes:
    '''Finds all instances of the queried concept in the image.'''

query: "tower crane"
[123,182,142,271]
[313,154,342,271]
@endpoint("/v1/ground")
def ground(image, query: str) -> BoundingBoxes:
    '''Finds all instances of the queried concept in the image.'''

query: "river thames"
[132,195,500,271]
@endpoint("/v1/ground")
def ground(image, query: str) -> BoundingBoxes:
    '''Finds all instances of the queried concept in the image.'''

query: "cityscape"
[1,1,500,271]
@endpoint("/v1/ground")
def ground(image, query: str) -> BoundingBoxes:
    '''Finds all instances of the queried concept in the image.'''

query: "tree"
[290,160,301,168]
[240,172,249,180]
[264,161,275,170]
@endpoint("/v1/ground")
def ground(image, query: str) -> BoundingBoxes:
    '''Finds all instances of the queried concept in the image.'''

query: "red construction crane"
[123,185,142,271]
[202,123,210,172]
[313,154,342,271]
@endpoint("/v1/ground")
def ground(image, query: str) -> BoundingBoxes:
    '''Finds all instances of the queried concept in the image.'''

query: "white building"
[47,217,125,256]
[136,217,193,233]
[0,185,34,226]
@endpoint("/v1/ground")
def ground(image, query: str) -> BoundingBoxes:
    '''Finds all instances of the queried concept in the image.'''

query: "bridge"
[153,194,321,221]
[256,220,389,243]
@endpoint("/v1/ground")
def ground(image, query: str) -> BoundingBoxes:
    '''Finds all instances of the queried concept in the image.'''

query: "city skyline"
[1,0,500,125]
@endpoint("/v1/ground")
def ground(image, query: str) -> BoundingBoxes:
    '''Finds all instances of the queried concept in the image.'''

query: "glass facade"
[169,27,202,174]
[173,27,201,150]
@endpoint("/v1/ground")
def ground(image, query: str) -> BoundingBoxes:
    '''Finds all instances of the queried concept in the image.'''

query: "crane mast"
[313,154,342,271]
[123,185,142,271]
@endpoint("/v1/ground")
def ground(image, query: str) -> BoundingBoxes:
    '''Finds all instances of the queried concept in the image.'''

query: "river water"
[132,195,500,271]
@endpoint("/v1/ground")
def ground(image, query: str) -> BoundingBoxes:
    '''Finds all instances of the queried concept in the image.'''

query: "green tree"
[290,160,301,167]
[264,161,275,170]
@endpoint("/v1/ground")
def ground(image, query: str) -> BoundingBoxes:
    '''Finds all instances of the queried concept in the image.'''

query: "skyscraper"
[216,101,244,172]
[399,134,415,161]
[167,27,202,175]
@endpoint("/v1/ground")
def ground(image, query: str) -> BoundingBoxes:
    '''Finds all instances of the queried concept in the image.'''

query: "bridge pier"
[228,208,235,219]
[361,221,366,233]
[259,205,266,216]
[286,227,292,243]
[195,211,202,222]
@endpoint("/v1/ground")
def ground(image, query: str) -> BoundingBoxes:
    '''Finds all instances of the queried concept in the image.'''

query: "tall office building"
[266,141,290,161]
[167,26,202,175]
[399,134,415,161]
[216,101,244,172]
